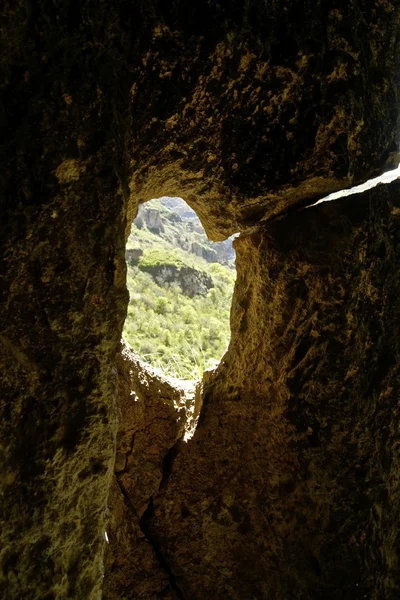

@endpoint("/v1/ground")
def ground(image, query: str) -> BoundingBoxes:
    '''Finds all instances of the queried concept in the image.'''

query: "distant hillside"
[123,197,236,379]
[132,197,236,267]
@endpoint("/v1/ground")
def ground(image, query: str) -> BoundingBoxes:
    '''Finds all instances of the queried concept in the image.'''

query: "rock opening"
[2,1,400,598]
[123,197,236,379]
[310,162,400,207]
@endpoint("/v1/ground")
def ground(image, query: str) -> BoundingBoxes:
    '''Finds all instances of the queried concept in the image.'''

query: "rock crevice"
[139,498,185,600]
[102,343,195,600]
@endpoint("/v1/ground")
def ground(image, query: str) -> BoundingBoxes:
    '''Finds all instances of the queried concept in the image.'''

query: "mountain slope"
[123,198,236,378]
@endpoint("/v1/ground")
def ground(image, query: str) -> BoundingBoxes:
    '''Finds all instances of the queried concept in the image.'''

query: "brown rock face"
[126,1,400,238]
[1,1,400,599]
[143,182,400,599]
[105,183,400,599]
[102,343,198,600]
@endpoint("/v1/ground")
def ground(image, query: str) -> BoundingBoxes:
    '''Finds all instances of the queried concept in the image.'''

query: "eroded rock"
[142,181,400,599]
[127,2,400,239]
[135,207,165,234]
[141,263,214,297]
[103,341,198,599]
[125,248,143,266]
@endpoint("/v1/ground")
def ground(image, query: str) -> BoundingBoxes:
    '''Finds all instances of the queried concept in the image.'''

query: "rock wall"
[135,207,164,234]
[1,1,400,599]
[126,1,400,238]
[143,182,400,599]
[1,3,130,597]
[102,343,198,600]
[105,182,400,599]
[140,263,214,297]
[125,248,144,267]
[190,241,219,264]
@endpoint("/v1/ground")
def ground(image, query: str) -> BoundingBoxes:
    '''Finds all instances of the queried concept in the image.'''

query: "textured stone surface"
[141,263,214,297]
[1,1,400,598]
[103,342,197,600]
[144,181,400,599]
[125,248,143,266]
[126,1,400,238]
[0,4,129,596]
[0,201,124,599]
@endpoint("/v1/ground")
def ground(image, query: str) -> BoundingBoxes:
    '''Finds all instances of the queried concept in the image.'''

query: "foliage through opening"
[123,197,236,379]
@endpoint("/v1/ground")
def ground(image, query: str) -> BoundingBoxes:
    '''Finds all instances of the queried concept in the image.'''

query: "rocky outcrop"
[190,241,218,263]
[1,1,400,599]
[189,238,236,265]
[130,197,236,268]
[125,248,143,266]
[140,263,214,297]
[135,207,164,234]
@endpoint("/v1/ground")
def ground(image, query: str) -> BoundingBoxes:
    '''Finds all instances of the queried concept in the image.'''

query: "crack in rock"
[140,498,187,600]
[103,341,196,599]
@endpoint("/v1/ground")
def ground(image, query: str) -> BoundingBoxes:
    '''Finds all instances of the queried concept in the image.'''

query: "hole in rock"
[310,162,400,208]
[123,197,236,380]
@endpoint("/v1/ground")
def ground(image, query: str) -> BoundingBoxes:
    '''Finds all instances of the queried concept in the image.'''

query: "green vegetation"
[123,197,236,379]
[124,264,235,378]
[138,248,186,270]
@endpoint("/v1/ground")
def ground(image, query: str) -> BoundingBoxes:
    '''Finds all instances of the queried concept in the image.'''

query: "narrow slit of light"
[309,163,400,208]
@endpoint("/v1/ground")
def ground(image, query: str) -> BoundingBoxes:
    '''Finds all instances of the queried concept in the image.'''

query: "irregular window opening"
[123,197,236,380]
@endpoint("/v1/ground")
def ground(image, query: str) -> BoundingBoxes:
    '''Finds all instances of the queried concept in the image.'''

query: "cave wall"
[1,3,130,597]
[102,343,198,600]
[105,183,400,599]
[126,0,400,238]
[1,1,400,599]
[142,182,400,599]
